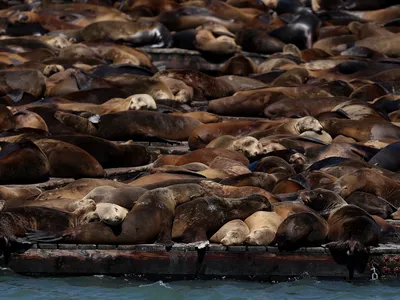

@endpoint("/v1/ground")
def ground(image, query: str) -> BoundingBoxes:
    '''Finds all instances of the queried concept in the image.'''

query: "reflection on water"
[0,268,398,300]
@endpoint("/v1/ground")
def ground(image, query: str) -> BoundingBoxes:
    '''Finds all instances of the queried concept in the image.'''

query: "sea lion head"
[95,203,129,226]
[295,116,323,134]
[245,228,276,246]
[232,136,263,158]
[221,230,246,246]
[43,64,65,77]
[289,152,308,165]
[299,188,347,216]
[128,94,157,110]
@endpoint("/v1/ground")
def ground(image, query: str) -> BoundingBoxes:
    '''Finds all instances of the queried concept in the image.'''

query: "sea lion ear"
[0,200,5,211]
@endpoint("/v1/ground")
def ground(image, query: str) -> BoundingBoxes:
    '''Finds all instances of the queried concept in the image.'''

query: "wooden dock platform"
[4,243,400,281]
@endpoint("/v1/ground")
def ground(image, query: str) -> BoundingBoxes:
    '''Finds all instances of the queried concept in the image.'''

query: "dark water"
[1,269,399,300]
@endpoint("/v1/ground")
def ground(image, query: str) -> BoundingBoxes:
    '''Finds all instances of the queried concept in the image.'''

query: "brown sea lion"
[0,69,46,99]
[54,110,202,141]
[220,54,256,76]
[331,168,400,207]
[154,69,235,100]
[200,181,279,204]
[274,212,328,251]
[81,21,172,48]
[172,148,249,167]
[0,141,50,184]
[27,184,207,245]
[172,194,271,243]
[219,172,280,192]
[50,94,157,114]
[35,179,128,201]
[272,202,315,219]
[321,118,400,142]
[195,29,241,55]
[245,211,284,246]
[13,110,49,131]
[209,220,250,246]
[206,135,263,158]
[188,119,287,149]
[33,139,106,178]
[83,186,148,210]
[171,112,221,124]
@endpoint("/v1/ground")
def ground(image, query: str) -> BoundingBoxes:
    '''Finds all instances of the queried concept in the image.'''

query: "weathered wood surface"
[4,244,400,280]
[139,47,268,72]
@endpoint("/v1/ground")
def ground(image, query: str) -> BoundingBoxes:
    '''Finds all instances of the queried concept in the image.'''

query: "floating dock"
[4,243,400,281]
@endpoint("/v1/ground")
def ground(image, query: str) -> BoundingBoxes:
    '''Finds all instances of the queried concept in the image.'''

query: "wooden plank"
[4,244,400,280]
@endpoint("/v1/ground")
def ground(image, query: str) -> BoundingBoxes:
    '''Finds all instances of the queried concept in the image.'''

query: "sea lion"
[54,110,202,141]
[209,220,250,246]
[27,184,207,245]
[92,203,129,226]
[33,139,106,178]
[235,28,285,54]
[188,119,287,149]
[200,180,279,204]
[172,148,249,167]
[0,141,50,184]
[48,135,151,168]
[154,69,235,100]
[35,179,128,201]
[274,212,329,251]
[81,21,172,48]
[172,194,271,243]
[321,118,400,142]
[272,202,315,219]
[0,205,97,260]
[195,29,241,55]
[80,185,147,207]
[245,211,284,246]
[325,205,380,255]
[252,156,296,176]
[13,110,49,131]
[220,55,257,76]
[0,69,46,99]
[219,172,281,192]
[330,168,400,207]
[346,191,396,220]
[171,112,221,124]
[368,142,400,172]
[206,135,263,158]
[50,94,157,114]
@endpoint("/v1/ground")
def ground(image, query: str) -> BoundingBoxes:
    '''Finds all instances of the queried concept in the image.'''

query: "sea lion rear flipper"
[9,237,33,254]
[24,229,64,243]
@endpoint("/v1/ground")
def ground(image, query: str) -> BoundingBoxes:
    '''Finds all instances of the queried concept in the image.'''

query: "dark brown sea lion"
[27,184,207,245]
[331,168,400,207]
[235,28,285,54]
[274,212,328,251]
[0,69,46,99]
[49,135,151,168]
[0,141,49,184]
[172,194,271,243]
[0,206,97,260]
[54,110,202,141]
[313,0,397,11]
[81,20,172,48]
[33,139,105,179]
[220,55,257,76]
[368,142,400,172]
[325,205,380,255]
[346,191,396,220]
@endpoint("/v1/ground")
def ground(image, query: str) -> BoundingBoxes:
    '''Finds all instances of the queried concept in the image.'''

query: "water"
[1,269,400,300]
